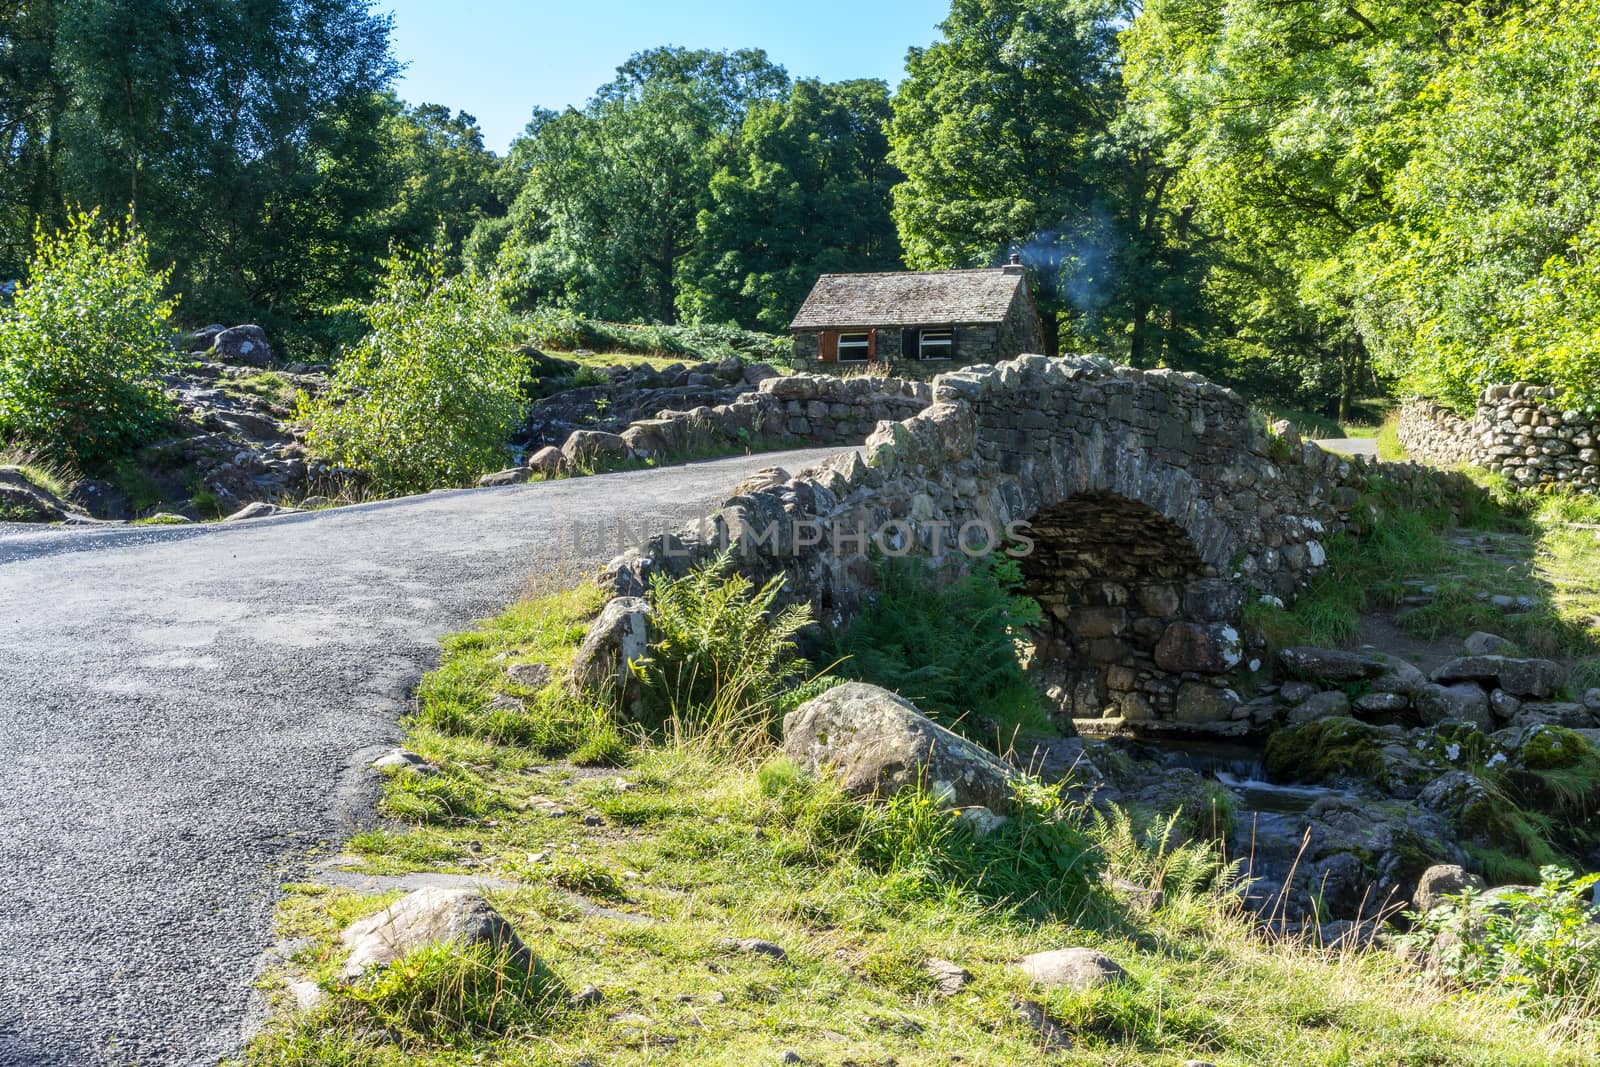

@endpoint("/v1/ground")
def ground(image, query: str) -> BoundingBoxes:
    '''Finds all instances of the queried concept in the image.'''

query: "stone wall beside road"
[1399,385,1600,493]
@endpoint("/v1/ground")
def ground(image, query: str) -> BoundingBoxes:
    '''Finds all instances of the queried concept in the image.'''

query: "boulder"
[0,469,68,522]
[1415,683,1492,730]
[1279,647,1387,683]
[562,430,631,466]
[1287,690,1352,724]
[1489,689,1522,721]
[1412,864,1485,914]
[525,445,564,476]
[1172,681,1240,724]
[568,597,652,711]
[1154,622,1241,674]
[1353,691,1409,715]
[1369,657,1429,697]
[479,467,531,487]
[1464,632,1517,656]
[1509,702,1594,730]
[619,420,677,460]
[210,324,274,367]
[1432,656,1565,699]
[340,887,527,979]
[924,958,970,997]
[1586,689,1600,713]
[189,323,227,350]
[1017,948,1128,991]
[780,682,1019,812]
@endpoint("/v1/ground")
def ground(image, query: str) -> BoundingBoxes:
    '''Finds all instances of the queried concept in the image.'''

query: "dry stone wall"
[614,373,932,461]
[600,355,1481,731]
[1398,385,1600,492]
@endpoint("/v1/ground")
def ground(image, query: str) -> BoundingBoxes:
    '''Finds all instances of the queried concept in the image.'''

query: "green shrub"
[853,776,1101,917]
[341,940,561,1044]
[298,242,525,495]
[634,552,814,751]
[1397,867,1600,1021]
[0,210,177,466]
[1090,806,1238,908]
[833,556,1050,740]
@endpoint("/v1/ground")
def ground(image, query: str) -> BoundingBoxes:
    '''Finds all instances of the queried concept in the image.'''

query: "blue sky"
[382,0,952,153]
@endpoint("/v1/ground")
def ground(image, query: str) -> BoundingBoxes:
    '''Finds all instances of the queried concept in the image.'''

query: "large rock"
[1016,948,1128,991]
[1464,632,1517,656]
[569,597,652,711]
[0,469,69,522]
[340,887,527,979]
[1432,656,1565,699]
[210,324,274,367]
[1172,681,1240,724]
[1369,657,1429,697]
[479,467,531,487]
[1154,622,1241,674]
[1412,864,1485,914]
[1287,690,1351,724]
[780,682,1019,812]
[1415,682,1492,729]
[1509,702,1594,730]
[561,430,631,467]
[1279,647,1387,683]
[525,445,564,476]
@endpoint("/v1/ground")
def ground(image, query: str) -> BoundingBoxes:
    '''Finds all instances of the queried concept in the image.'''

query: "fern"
[633,552,816,753]
[833,555,1050,739]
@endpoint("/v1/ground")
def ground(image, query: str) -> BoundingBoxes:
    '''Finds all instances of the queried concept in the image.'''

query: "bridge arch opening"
[1019,492,1243,729]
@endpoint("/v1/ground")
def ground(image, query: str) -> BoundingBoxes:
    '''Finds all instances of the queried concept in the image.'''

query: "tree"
[1120,0,1472,417]
[482,48,789,323]
[0,0,68,278]
[0,210,177,466]
[377,98,504,257]
[8,0,399,340]
[679,79,903,331]
[887,0,1128,354]
[297,241,524,495]
[1350,0,1600,410]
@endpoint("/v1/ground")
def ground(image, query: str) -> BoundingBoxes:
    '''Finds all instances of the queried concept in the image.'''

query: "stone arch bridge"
[603,355,1475,731]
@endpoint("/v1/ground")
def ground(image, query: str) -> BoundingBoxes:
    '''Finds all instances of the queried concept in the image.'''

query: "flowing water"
[1128,738,1346,815]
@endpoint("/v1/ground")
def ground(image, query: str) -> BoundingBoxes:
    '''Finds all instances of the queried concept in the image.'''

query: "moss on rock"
[1263,718,1386,784]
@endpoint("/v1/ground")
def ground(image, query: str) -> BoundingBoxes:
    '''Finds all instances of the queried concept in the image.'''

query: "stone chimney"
[1003,251,1024,274]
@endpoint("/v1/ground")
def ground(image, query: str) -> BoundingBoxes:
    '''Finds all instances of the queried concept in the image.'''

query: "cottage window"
[918,328,954,360]
[837,331,871,362]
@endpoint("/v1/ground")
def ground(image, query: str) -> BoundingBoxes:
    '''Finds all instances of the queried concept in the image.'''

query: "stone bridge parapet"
[602,355,1481,730]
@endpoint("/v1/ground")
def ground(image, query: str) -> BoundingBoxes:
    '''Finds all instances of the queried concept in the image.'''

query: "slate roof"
[790,268,1027,330]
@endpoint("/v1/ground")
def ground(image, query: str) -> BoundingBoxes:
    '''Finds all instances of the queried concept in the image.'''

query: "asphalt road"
[0,448,846,1067]
[1313,436,1380,459]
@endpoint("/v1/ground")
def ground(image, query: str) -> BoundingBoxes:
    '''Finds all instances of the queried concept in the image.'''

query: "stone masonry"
[600,355,1482,730]
[1398,384,1600,493]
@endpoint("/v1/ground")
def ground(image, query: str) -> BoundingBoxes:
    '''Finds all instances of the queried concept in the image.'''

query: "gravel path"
[0,448,846,1067]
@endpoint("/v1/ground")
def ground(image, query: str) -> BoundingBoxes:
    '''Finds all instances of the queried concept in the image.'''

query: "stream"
[1123,737,1349,816]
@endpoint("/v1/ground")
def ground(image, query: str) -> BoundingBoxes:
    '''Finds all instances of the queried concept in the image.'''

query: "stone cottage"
[789,259,1044,378]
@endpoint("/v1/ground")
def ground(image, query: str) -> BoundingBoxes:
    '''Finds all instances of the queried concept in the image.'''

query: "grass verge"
[243,583,1600,1065]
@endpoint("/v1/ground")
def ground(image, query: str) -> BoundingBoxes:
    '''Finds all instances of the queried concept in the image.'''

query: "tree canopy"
[6,2,1600,414]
